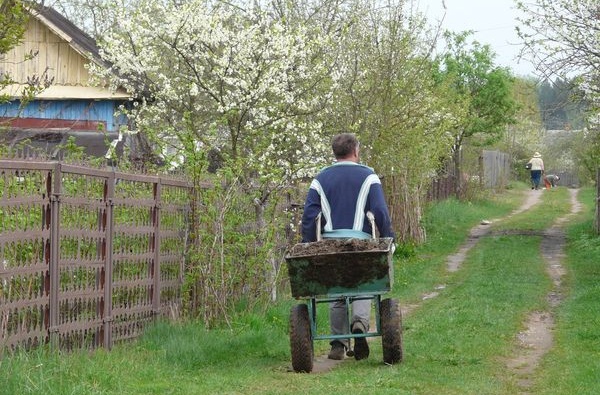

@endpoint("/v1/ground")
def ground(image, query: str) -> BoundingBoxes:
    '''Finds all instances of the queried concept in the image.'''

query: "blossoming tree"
[91,0,345,320]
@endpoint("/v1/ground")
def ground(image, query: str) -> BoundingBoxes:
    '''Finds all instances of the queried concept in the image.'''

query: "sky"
[416,0,536,77]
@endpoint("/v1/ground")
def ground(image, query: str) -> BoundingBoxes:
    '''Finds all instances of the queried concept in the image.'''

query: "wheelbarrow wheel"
[381,298,403,364]
[289,304,313,373]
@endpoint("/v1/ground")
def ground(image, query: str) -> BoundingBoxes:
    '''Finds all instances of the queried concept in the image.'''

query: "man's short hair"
[332,133,358,159]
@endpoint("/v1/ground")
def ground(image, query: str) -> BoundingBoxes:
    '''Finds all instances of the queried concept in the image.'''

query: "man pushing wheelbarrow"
[285,133,402,373]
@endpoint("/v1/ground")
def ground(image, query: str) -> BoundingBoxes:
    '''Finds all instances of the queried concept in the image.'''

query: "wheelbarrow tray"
[285,237,394,298]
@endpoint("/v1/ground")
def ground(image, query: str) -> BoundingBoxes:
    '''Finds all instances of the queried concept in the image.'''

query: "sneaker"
[352,321,370,360]
[328,342,346,360]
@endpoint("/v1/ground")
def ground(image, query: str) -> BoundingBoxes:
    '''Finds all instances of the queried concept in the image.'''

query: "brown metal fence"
[0,160,191,352]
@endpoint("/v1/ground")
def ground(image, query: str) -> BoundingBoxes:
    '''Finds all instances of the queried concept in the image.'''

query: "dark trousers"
[530,170,542,189]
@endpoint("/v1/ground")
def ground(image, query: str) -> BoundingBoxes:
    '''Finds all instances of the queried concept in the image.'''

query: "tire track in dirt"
[311,191,541,372]
[505,188,581,393]
[400,189,581,390]
[401,190,544,316]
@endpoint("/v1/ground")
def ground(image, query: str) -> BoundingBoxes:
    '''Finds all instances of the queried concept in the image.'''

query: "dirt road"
[308,188,581,377]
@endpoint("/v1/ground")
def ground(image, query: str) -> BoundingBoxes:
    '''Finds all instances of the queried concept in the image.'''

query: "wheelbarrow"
[284,234,403,373]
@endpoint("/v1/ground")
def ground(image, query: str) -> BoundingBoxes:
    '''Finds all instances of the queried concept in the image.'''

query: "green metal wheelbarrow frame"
[285,237,402,372]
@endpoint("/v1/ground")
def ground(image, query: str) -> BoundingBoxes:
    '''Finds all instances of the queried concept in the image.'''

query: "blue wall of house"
[0,99,129,132]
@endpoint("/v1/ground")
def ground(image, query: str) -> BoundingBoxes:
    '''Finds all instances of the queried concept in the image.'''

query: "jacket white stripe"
[310,179,333,231]
[353,174,380,230]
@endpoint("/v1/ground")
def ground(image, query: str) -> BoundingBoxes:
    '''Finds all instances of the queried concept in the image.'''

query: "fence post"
[478,154,484,188]
[49,162,62,349]
[152,180,162,317]
[103,171,115,349]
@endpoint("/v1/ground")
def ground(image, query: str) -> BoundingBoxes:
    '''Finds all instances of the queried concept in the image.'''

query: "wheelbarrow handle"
[316,212,322,241]
[366,211,377,240]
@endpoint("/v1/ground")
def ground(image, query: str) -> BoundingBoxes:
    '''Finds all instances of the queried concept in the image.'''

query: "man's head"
[331,133,359,162]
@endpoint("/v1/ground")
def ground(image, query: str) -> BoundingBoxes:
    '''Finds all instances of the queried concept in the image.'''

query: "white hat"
[533,152,541,158]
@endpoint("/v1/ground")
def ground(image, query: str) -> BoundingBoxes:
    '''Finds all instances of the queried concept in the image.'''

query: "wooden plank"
[26,42,38,79]
[36,43,47,78]
[57,43,70,84]
[35,17,44,42]
[44,19,62,43]
[67,46,81,84]
[23,19,35,42]
[46,42,58,82]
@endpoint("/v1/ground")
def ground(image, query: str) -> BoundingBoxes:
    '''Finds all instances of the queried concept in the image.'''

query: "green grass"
[393,187,523,304]
[1,186,599,394]
[0,311,294,395]
[386,234,551,394]
[492,186,572,232]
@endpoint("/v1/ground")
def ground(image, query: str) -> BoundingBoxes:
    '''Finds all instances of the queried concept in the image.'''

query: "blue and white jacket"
[301,161,395,242]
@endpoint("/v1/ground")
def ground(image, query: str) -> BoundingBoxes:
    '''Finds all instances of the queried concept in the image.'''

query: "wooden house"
[0,4,131,159]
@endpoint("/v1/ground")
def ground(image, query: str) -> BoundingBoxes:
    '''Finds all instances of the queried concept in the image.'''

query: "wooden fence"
[481,150,511,189]
[545,170,579,188]
[0,159,191,352]
[426,174,457,201]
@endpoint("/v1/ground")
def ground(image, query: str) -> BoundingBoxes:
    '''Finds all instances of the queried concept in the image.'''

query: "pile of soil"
[287,238,391,257]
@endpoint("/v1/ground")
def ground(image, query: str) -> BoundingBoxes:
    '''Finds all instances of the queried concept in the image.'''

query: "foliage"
[53,0,121,40]
[535,75,597,182]
[90,2,340,320]
[434,31,518,156]
[92,0,333,180]
[85,0,453,320]
[537,77,589,130]
[0,0,27,56]
[494,76,543,166]
[504,75,595,183]
[517,0,600,174]
[320,0,455,242]
[516,0,600,109]
[430,31,518,202]
[571,127,600,182]
[0,0,27,104]
[185,182,265,327]
[69,0,546,323]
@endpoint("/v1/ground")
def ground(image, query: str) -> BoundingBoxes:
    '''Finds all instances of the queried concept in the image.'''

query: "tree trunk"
[453,147,462,199]
[254,198,278,301]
